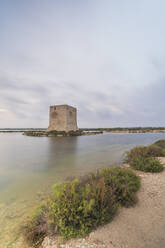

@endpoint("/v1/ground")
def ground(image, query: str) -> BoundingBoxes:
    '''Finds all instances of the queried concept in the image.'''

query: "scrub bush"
[142,158,164,172]
[153,139,165,149]
[48,177,117,238]
[146,145,165,157]
[124,146,148,164]
[101,168,141,207]
[23,168,140,245]
[48,168,140,238]
[127,153,164,173]
[125,144,165,173]
[125,144,165,165]
[23,203,48,247]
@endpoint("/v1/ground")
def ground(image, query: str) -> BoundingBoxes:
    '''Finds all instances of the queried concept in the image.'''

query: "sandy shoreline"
[42,158,165,248]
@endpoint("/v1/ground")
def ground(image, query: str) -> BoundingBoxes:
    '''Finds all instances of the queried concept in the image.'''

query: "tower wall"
[47,105,78,132]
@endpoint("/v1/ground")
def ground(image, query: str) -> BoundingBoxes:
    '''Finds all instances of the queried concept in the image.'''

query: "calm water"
[1,132,165,248]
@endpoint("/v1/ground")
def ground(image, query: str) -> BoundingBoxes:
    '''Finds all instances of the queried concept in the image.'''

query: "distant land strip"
[1,127,165,133]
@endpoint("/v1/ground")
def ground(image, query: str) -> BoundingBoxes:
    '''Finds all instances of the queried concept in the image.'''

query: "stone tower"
[47,104,78,132]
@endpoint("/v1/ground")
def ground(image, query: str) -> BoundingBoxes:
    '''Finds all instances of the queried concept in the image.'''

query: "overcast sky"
[0,0,165,128]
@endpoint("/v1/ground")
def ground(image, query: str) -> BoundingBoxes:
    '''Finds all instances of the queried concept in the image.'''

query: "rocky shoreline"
[23,129,165,137]
[23,130,103,137]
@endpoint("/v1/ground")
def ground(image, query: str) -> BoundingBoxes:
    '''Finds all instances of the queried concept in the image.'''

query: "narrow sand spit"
[42,158,165,248]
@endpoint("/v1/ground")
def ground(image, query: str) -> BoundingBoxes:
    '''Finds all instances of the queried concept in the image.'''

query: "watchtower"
[47,105,78,132]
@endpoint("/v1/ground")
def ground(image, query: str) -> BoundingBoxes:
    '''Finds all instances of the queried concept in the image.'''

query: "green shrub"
[101,168,141,207]
[125,144,164,173]
[23,203,48,247]
[48,177,117,238]
[129,155,147,171]
[153,139,165,149]
[125,145,165,163]
[146,145,165,157]
[129,156,164,173]
[124,146,148,164]
[48,168,140,238]
[143,158,164,172]
[23,168,140,243]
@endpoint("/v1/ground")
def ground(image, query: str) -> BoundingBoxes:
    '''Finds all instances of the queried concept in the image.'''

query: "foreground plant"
[23,202,48,247]
[101,168,140,207]
[125,143,164,173]
[23,167,140,246]
[153,139,165,149]
[49,177,117,238]
[129,156,164,172]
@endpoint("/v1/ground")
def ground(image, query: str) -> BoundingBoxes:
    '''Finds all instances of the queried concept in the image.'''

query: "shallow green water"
[0,132,165,248]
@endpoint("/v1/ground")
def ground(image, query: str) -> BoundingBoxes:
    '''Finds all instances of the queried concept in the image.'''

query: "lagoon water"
[0,132,165,247]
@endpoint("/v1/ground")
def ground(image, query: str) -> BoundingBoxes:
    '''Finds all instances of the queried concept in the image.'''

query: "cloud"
[0,108,8,112]
[0,0,165,127]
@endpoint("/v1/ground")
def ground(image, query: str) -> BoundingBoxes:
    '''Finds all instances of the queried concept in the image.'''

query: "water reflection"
[0,177,12,190]
[47,136,78,169]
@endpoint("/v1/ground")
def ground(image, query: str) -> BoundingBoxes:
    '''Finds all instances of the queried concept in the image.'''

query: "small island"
[23,104,103,137]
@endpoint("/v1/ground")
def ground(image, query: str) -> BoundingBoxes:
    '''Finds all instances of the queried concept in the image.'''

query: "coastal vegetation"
[23,139,165,247]
[23,167,140,247]
[153,139,165,149]
[125,141,165,172]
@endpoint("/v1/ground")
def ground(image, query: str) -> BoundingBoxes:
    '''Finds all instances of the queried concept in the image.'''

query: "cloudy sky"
[0,0,165,128]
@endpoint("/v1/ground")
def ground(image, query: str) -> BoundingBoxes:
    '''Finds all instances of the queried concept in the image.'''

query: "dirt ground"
[42,158,165,248]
